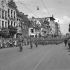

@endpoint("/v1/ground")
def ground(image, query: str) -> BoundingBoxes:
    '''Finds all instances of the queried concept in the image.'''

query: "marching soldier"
[18,36,23,52]
[30,38,33,49]
[64,38,68,46]
[35,38,38,47]
[68,38,70,50]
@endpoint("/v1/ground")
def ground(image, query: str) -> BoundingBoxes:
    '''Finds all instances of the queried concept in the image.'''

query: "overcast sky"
[14,0,70,35]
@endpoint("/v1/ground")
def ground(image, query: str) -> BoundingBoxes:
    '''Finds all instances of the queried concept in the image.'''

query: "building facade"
[29,17,41,37]
[0,0,29,38]
[16,10,24,37]
[16,10,29,37]
[7,0,17,27]
[28,19,36,37]
[29,16,59,37]
[0,0,8,28]
[22,14,29,37]
[55,22,59,36]
[7,0,17,38]
[49,17,56,35]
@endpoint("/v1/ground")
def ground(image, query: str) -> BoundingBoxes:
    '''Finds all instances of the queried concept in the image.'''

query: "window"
[0,20,1,27]
[11,21,13,26]
[8,20,10,26]
[2,10,4,19]
[17,18,18,21]
[19,19,20,21]
[14,11,15,19]
[11,10,13,18]
[2,21,4,27]
[0,8,1,18]
[31,29,34,33]
[5,11,7,20]
[14,22,15,27]
[5,21,7,27]
[8,8,10,17]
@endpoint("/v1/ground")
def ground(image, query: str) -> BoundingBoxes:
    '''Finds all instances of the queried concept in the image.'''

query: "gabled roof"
[8,0,17,8]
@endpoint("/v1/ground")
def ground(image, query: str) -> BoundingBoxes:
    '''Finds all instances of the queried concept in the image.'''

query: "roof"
[16,10,23,18]
[45,17,55,20]
[8,0,17,8]
[23,15,29,22]
[16,10,29,22]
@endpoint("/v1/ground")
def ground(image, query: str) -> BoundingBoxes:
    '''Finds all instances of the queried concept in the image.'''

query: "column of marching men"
[0,35,64,52]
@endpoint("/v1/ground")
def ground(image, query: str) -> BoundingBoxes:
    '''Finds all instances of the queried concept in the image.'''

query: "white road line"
[3,46,47,70]
[33,47,55,70]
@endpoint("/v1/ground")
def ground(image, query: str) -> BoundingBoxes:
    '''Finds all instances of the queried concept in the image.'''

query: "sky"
[14,0,70,35]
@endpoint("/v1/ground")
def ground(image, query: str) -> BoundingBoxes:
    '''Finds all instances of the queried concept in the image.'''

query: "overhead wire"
[15,2,42,8]
[41,0,51,17]
[53,0,70,6]
[18,0,39,18]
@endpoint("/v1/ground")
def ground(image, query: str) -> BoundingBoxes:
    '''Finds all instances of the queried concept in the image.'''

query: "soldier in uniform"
[30,38,33,49]
[18,36,23,52]
[68,38,70,50]
[64,38,68,46]
[35,38,38,47]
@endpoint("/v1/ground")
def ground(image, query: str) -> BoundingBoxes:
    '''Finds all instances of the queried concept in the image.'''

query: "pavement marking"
[3,46,47,70]
[33,47,55,70]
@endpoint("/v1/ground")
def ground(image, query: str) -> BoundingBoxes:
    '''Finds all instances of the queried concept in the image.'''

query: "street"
[0,43,70,70]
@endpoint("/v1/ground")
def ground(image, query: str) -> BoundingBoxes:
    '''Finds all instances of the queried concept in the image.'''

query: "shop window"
[2,10,4,19]
[31,29,34,33]
[2,21,4,27]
